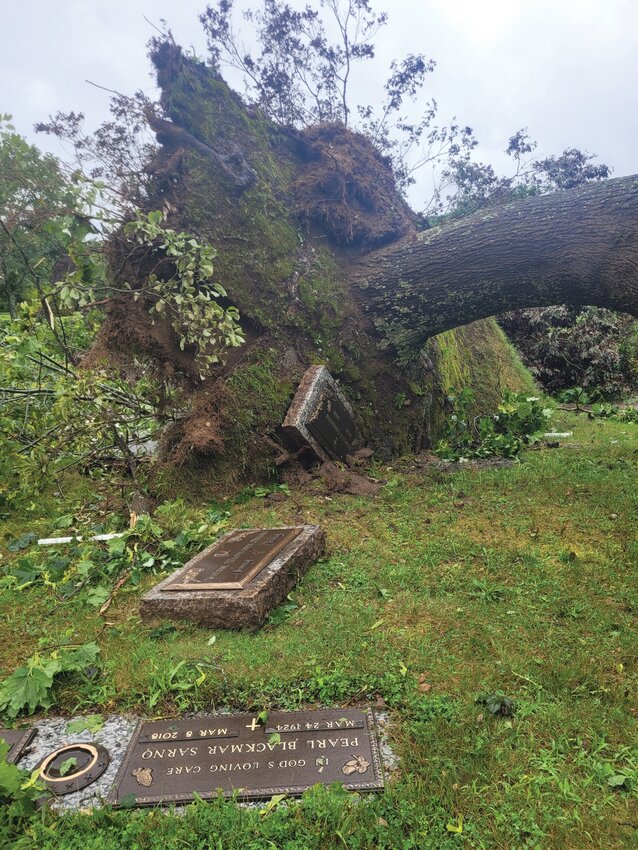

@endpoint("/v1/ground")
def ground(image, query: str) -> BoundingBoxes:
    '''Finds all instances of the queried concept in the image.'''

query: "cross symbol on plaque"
[245,717,260,731]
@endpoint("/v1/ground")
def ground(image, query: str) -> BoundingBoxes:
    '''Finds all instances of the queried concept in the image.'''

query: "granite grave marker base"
[108,708,383,807]
[140,525,325,629]
[0,727,37,764]
[282,365,359,463]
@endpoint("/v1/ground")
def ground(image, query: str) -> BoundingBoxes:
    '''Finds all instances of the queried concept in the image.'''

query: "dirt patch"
[394,453,517,476]
[281,457,382,497]
[82,296,198,380]
[317,461,382,497]
[433,457,516,473]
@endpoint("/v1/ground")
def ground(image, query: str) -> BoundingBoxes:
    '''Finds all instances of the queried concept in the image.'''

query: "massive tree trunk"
[352,176,638,358]
[97,42,638,490]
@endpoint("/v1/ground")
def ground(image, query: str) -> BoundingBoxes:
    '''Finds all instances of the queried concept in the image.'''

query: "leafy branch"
[0,641,100,719]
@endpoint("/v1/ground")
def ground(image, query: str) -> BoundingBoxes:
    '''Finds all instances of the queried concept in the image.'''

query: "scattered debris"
[38,533,124,546]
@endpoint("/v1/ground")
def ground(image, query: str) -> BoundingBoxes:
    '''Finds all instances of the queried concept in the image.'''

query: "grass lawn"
[0,411,636,849]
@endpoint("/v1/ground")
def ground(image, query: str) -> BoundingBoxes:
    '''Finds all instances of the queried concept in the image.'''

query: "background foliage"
[500,306,638,398]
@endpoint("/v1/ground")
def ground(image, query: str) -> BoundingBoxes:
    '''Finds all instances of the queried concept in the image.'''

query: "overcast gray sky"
[2,0,637,208]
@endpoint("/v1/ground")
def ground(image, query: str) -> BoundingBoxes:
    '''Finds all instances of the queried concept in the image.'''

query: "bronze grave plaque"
[109,708,383,806]
[161,528,302,591]
[0,727,37,764]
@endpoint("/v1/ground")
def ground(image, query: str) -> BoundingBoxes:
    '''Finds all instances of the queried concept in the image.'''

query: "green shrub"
[435,388,552,461]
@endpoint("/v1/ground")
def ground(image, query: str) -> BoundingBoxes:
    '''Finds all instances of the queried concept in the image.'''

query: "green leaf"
[446,814,463,833]
[607,773,629,788]
[0,643,101,719]
[0,665,54,718]
[476,693,515,717]
[76,559,95,578]
[67,714,104,735]
[55,515,74,529]
[108,537,127,556]
[0,755,22,796]
[58,757,78,777]
[86,586,110,608]
[7,532,37,553]
[259,793,286,816]
[59,642,100,673]
[10,558,39,587]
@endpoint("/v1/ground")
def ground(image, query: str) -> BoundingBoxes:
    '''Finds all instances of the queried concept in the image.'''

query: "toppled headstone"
[108,708,383,807]
[282,366,358,462]
[140,525,325,629]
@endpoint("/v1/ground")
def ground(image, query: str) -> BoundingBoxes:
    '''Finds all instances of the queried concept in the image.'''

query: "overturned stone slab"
[108,707,383,807]
[140,526,325,629]
[282,365,359,462]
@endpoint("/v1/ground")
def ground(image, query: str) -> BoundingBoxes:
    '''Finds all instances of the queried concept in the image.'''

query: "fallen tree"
[87,42,637,488]
[353,175,638,357]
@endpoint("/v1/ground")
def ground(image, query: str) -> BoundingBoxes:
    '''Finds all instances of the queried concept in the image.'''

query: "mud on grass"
[1,413,637,848]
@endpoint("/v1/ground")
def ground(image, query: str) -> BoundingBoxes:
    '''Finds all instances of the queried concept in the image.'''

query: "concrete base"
[139,526,325,629]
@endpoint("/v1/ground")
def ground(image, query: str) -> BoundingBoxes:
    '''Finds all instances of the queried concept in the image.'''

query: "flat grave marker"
[109,708,383,807]
[140,525,325,628]
[161,528,302,591]
[282,366,358,462]
[0,727,37,764]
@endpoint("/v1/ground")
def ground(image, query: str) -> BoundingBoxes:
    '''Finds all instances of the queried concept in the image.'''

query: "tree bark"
[351,175,638,357]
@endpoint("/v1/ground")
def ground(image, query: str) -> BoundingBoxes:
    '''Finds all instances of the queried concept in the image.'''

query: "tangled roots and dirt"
[291,123,414,249]
[161,386,227,464]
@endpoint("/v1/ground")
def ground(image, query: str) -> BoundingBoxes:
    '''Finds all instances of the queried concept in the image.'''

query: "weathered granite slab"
[282,365,359,462]
[140,525,325,628]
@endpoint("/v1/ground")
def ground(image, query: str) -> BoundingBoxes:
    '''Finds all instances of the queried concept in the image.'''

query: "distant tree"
[200,1,480,193]
[433,128,611,217]
[0,115,80,318]
[35,90,156,207]
[201,0,388,128]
